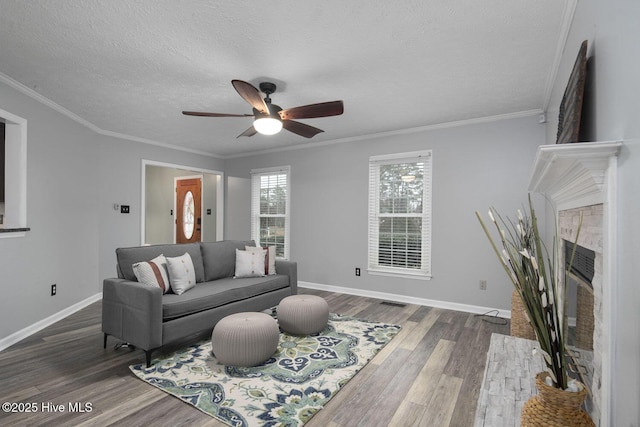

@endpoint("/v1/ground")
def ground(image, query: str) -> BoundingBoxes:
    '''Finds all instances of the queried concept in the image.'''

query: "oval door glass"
[182,190,195,239]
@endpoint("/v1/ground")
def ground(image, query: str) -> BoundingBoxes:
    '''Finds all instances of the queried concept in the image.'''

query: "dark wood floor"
[0,289,509,426]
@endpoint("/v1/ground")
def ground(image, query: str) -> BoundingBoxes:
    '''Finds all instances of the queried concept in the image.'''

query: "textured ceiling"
[0,0,571,157]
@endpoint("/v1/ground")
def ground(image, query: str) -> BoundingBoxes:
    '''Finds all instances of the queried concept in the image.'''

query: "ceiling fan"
[182,80,344,138]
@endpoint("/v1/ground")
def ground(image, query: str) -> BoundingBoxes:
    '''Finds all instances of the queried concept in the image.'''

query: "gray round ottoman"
[278,295,330,335]
[211,312,279,367]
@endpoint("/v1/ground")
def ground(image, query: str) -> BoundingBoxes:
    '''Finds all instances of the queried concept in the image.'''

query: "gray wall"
[225,115,544,311]
[97,136,224,284]
[544,1,640,424]
[0,81,99,340]
[0,78,224,341]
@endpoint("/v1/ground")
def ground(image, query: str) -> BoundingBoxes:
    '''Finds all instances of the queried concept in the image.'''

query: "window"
[251,166,290,259]
[368,151,432,278]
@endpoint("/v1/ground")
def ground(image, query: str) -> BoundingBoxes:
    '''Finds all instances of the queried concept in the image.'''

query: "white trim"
[141,159,224,245]
[368,151,432,277]
[369,150,432,164]
[250,166,291,259]
[299,281,511,318]
[0,71,222,159]
[542,0,579,112]
[224,109,543,159]
[0,71,542,160]
[367,269,432,280]
[0,293,102,352]
[529,141,622,210]
[0,108,28,232]
[0,231,27,239]
[601,154,617,427]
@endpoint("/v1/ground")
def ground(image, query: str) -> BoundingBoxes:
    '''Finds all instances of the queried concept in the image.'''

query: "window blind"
[250,166,290,259]
[368,151,432,278]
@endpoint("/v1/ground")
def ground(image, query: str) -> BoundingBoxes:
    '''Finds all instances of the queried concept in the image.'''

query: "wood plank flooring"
[0,289,509,426]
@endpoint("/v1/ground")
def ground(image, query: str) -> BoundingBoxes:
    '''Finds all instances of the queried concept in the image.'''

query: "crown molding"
[0,71,222,158]
[542,0,579,112]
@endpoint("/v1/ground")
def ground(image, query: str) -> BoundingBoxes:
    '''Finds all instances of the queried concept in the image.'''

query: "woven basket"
[510,289,536,340]
[521,372,594,426]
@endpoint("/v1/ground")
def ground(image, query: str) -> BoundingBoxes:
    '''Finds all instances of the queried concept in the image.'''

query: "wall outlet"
[51,284,57,296]
[355,267,361,276]
[479,280,487,290]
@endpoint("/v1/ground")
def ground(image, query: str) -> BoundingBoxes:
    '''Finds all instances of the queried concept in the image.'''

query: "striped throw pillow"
[132,254,171,294]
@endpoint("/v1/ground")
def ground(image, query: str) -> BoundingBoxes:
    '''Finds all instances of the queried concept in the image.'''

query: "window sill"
[0,227,30,238]
[367,268,432,281]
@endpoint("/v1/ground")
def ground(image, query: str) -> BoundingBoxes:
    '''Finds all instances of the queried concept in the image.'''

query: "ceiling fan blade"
[182,111,252,117]
[237,125,258,138]
[282,120,324,138]
[278,100,344,121]
[231,80,269,115]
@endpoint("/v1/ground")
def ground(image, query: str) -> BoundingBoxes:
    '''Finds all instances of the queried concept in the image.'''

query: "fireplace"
[529,141,621,426]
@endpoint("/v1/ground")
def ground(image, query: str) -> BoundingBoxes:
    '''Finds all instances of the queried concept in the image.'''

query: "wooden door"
[176,178,202,243]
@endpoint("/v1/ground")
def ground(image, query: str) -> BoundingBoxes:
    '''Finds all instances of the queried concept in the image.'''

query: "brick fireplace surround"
[529,141,622,426]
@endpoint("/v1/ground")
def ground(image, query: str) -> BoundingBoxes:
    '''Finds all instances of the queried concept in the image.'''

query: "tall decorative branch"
[476,194,581,390]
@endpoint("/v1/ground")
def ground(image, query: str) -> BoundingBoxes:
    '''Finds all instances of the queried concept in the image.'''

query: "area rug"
[130,313,401,427]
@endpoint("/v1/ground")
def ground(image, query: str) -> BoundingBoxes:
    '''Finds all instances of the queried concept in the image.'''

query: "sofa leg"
[103,333,108,348]
[146,350,153,368]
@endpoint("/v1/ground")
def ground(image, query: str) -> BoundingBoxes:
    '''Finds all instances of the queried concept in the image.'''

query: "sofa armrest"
[275,260,297,294]
[102,278,163,351]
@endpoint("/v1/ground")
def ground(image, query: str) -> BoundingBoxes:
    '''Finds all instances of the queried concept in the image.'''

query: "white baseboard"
[299,281,512,319]
[0,293,102,352]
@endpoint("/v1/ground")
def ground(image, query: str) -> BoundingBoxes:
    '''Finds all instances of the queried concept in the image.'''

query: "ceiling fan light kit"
[253,117,283,135]
[182,80,344,139]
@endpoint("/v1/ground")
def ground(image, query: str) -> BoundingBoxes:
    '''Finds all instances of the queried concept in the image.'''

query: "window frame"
[368,150,432,279]
[0,109,28,239]
[250,166,291,260]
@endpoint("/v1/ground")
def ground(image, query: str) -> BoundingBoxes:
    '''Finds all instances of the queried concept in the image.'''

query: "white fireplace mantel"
[528,140,622,427]
[528,141,622,210]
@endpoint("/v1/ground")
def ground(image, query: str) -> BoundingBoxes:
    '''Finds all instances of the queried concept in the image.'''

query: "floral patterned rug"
[130,313,401,427]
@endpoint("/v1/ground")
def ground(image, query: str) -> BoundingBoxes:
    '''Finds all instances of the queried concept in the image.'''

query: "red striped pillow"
[132,254,171,294]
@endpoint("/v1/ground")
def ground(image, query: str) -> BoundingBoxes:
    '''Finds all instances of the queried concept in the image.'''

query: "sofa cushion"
[161,274,289,320]
[201,240,255,281]
[116,243,205,283]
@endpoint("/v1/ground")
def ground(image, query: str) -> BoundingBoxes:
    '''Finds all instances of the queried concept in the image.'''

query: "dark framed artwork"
[556,40,588,144]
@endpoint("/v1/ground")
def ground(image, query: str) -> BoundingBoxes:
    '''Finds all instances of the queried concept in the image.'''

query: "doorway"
[175,177,202,243]
[141,160,223,245]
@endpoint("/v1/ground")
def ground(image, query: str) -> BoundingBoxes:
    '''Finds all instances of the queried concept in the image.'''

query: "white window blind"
[368,151,432,278]
[251,166,290,259]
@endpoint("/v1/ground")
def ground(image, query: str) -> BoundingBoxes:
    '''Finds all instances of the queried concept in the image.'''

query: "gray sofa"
[102,240,297,366]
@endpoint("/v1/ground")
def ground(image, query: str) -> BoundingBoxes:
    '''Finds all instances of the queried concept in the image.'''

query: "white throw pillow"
[245,245,277,275]
[235,248,266,278]
[132,254,171,294]
[165,252,196,295]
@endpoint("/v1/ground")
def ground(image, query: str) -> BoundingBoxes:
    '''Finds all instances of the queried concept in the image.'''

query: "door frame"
[140,159,224,245]
[173,175,203,243]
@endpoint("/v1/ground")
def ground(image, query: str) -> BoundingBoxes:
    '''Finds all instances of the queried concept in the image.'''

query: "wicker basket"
[510,289,536,340]
[521,372,594,426]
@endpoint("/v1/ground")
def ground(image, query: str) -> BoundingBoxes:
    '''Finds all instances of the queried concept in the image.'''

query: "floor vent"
[380,301,406,308]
